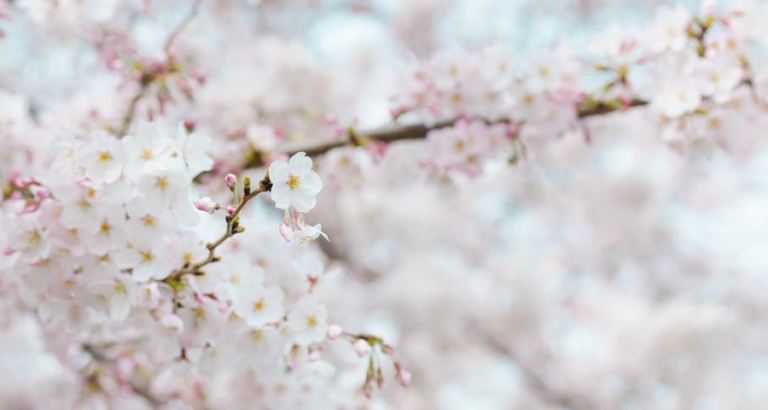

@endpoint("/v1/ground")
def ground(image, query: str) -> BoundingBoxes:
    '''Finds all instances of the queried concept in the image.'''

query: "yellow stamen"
[156,176,168,190]
[27,230,40,246]
[287,175,301,189]
[523,94,534,106]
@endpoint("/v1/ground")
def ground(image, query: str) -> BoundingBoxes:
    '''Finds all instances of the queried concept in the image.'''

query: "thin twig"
[165,174,272,282]
[117,86,148,137]
[164,0,204,54]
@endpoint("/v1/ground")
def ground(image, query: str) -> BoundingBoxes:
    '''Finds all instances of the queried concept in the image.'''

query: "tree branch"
[243,99,647,168]
[118,86,148,137]
[82,344,162,408]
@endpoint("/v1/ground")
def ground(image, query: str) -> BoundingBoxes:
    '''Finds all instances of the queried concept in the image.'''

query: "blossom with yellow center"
[287,174,301,189]
[268,152,323,213]
[98,151,112,162]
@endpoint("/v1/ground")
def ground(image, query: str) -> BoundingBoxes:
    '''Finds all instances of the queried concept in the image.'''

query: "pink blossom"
[193,196,219,214]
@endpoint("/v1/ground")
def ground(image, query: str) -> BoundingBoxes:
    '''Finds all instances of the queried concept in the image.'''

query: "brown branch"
[82,344,162,408]
[243,99,647,168]
[117,86,148,137]
[165,174,272,283]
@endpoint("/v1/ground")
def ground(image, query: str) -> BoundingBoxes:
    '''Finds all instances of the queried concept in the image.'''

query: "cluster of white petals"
[6,0,768,409]
[0,120,355,408]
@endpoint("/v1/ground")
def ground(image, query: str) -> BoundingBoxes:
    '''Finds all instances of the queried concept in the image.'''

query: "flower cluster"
[422,120,515,176]
[390,1,768,175]
[0,120,377,408]
[390,43,581,133]
[6,0,768,409]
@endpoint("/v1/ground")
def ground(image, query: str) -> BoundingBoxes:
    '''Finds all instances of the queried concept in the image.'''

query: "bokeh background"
[3,1,768,409]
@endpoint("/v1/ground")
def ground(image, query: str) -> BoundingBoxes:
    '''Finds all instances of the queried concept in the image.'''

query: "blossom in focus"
[268,152,323,213]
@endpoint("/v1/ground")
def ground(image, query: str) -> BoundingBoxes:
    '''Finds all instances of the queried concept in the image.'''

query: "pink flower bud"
[381,344,395,355]
[333,126,345,139]
[225,173,237,190]
[397,368,412,388]
[193,197,219,214]
[279,221,294,242]
[11,175,33,189]
[327,324,342,340]
[293,208,305,230]
[226,204,236,215]
[29,185,51,201]
[506,122,520,139]
[217,299,228,314]
[191,69,207,85]
[353,339,372,358]
[363,382,373,398]
[366,141,387,159]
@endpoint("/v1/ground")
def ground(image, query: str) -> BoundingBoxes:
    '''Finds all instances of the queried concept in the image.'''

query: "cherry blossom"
[4,1,768,408]
[193,196,219,214]
[288,297,329,346]
[268,152,323,213]
[232,285,286,328]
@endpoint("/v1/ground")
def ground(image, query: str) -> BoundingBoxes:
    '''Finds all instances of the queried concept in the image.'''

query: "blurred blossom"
[2,0,768,409]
